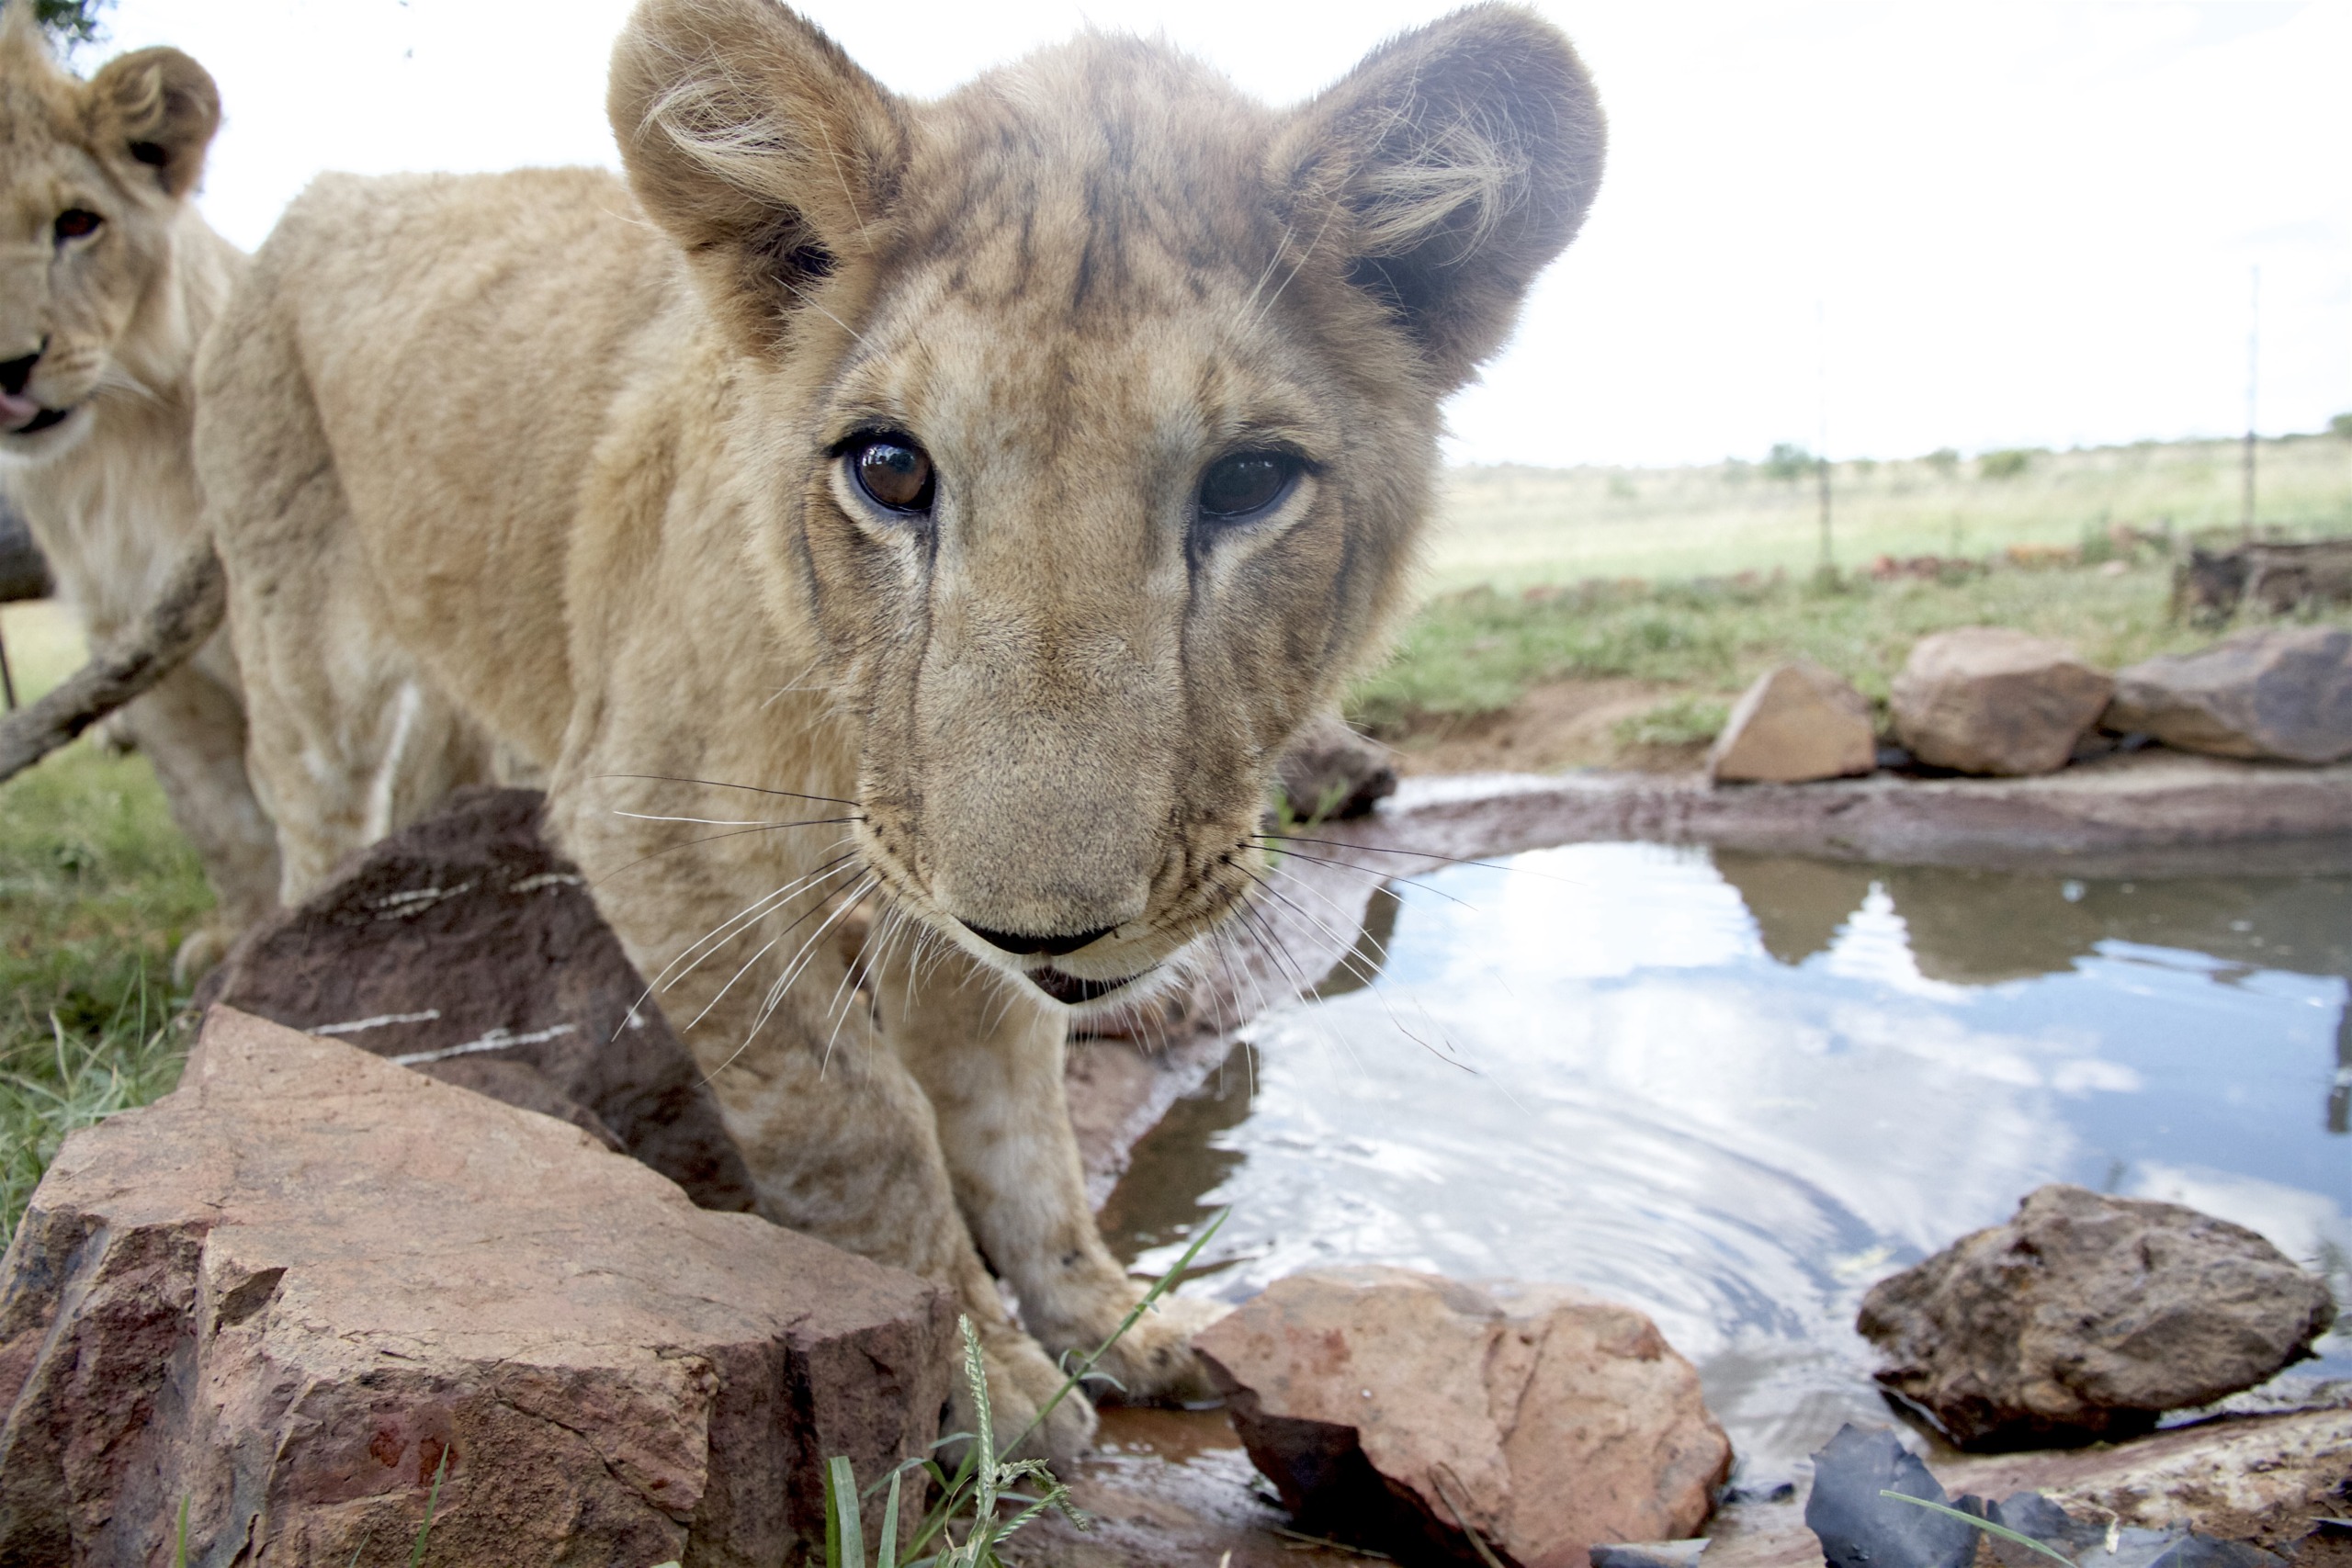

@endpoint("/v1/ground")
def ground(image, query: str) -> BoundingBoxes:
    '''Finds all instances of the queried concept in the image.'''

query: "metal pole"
[0,618,15,712]
[1816,299,1832,569]
[2243,265,2259,542]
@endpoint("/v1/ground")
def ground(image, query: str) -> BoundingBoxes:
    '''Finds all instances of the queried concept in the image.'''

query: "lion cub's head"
[0,3,219,461]
[612,0,1602,1008]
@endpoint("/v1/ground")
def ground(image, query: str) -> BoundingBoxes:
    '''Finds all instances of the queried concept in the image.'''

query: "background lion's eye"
[849,435,935,514]
[53,209,102,243]
[1198,452,1299,523]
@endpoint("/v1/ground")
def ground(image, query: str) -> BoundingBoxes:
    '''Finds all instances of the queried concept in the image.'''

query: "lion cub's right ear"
[84,46,221,200]
[610,0,907,355]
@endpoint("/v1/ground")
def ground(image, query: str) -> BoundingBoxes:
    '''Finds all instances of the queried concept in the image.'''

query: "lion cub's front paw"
[1080,1289,1229,1406]
[950,1325,1098,1469]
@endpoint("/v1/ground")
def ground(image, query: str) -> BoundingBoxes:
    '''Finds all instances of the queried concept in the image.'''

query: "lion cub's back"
[215,165,684,761]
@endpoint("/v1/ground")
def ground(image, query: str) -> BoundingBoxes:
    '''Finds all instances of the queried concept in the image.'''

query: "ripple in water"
[1108,841,2352,1483]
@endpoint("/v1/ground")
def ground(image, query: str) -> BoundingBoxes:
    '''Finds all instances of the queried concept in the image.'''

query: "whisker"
[613,809,859,828]
[1248,842,1475,909]
[595,772,862,807]
[1250,832,1577,886]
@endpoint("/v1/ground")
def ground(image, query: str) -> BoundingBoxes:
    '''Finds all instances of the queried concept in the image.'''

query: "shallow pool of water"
[1104,841,2352,1484]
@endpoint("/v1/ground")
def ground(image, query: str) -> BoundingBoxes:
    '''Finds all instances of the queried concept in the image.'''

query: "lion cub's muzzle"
[956,919,1148,1007]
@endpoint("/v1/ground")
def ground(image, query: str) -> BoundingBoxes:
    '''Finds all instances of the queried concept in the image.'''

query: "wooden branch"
[0,544,224,784]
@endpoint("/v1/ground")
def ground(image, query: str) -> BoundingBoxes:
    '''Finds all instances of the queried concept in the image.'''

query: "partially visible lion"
[0,3,277,975]
[198,0,1603,1453]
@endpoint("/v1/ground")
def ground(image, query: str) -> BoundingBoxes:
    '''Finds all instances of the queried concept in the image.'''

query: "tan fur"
[197,0,1603,1455]
[0,4,277,974]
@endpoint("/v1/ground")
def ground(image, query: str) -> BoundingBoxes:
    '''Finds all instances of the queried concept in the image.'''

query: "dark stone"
[2106,627,2352,765]
[1276,714,1398,823]
[196,785,757,1213]
[1858,1184,2337,1449]
[1804,1425,1981,1568]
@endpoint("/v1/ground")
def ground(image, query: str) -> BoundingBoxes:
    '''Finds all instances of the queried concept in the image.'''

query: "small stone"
[197,785,758,1212]
[1277,713,1399,823]
[1706,661,1876,784]
[1891,629,2114,776]
[1857,1184,2337,1449]
[1195,1267,1732,1568]
[2105,626,2352,764]
[0,1008,953,1565]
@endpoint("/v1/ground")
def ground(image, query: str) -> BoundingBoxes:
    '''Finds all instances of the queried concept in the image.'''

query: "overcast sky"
[94,0,2352,469]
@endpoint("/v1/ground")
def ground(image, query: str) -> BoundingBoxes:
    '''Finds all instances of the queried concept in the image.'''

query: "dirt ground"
[1377,675,1713,776]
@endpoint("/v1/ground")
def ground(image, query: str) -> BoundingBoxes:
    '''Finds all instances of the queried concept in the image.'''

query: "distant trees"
[34,0,110,44]
[1979,448,2035,480]
[1923,448,1961,476]
[1764,443,1818,482]
[2332,412,2352,441]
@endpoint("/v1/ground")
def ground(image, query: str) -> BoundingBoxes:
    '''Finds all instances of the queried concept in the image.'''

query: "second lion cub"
[198,0,1604,1450]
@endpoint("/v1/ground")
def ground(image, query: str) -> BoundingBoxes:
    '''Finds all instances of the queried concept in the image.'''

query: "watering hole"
[1102,839,2352,1484]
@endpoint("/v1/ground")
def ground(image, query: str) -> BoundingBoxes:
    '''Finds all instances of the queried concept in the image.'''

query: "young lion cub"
[0,6,278,975]
[198,0,1602,1452]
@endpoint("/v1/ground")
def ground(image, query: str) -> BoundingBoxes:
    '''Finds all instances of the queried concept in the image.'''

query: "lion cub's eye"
[52,209,103,243]
[847,434,935,515]
[1197,451,1300,525]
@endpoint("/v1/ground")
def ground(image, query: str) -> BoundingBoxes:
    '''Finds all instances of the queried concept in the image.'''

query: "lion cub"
[198,0,1603,1453]
[0,5,280,975]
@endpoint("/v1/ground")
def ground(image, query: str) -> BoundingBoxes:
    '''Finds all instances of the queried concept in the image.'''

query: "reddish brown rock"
[197,785,758,1213]
[1277,713,1400,823]
[1891,629,2113,776]
[2106,626,2352,764]
[1858,1184,2337,1450]
[1195,1268,1732,1568]
[0,1008,953,1567]
[1707,662,1876,784]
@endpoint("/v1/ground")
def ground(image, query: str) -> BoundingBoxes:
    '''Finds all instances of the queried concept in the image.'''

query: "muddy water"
[1102,842,2352,1488]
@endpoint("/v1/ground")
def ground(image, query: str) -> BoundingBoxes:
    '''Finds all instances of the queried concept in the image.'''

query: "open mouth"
[1028,965,1140,1006]
[4,406,74,435]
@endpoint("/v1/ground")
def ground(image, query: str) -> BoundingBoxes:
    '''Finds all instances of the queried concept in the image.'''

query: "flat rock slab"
[1858,1184,2337,1448]
[197,785,758,1213]
[1196,1268,1733,1568]
[0,1007,953,1568]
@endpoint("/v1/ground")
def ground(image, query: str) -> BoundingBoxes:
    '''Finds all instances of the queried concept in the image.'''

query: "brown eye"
[848,435,935,515]
[1198,451,1300,523]
[53,209,102,243]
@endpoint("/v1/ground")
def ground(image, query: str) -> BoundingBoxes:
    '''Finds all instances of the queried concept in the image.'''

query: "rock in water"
[1857,1184,2337,1448]
[1276,713,1399,823]
[1890,629,2113,776]
[1707,661,1876,784]
[1194,1268,1732,1567]
[197,785,759,1213]
[2105,626,2352,764]
[0,1008,954,1567]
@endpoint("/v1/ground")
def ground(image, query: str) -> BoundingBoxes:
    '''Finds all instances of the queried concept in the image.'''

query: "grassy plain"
[1427,433,2352,591]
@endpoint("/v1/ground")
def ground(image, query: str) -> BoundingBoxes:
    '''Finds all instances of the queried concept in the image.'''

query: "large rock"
[0,1008,953,1567]
[0,498,51,604]
[2105,626,2352,764]
[197,785,759,1213]
[1707,662,1876,784]
[1194,1269,1732,1568]
[1857,1184,2337,1450]
[1891,629,2113,776]
[1277,713,1399,823]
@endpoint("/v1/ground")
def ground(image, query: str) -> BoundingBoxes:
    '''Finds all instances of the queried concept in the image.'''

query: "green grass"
[2,601,211,1240]
[1429,433,2352,592]
[1346,555,2352,739]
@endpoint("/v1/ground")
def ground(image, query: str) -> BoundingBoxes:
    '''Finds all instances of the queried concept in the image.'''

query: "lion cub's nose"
[960,920,1117,958]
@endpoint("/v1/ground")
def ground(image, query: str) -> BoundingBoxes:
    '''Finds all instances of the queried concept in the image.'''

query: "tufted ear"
[1271,5,1606,389]
[609,0,907,355]
[85,46,220,200]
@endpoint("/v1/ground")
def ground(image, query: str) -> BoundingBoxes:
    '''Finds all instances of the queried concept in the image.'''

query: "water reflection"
[1115,841,2352,1483]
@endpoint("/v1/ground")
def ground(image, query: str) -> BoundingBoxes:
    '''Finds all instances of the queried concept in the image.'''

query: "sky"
[89,0,2352,469]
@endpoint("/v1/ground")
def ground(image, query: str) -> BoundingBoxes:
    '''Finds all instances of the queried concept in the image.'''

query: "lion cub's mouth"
[1029,965,1142,1007]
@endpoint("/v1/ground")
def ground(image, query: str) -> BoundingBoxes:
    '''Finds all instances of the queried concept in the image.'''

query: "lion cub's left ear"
[1272,4,1606,389]
[85,47,221,200]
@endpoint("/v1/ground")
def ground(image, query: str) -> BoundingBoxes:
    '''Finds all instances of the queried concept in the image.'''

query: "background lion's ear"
[610,0,906,355]
[85,47,220,200]
[1270,4,1606,389]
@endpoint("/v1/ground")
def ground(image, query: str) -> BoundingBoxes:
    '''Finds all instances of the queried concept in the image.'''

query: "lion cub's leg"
[118,648,281,979]
[873,945,1222,1405]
